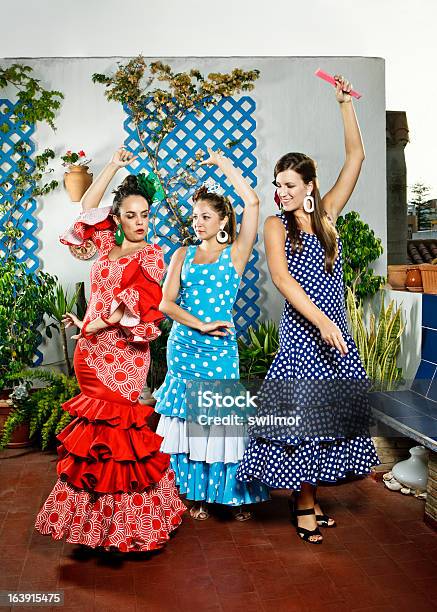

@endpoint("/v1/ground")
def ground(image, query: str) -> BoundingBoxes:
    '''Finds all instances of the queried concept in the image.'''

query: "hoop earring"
[114,223,125,246]
[303,194,315,214]
[216,228,229,244]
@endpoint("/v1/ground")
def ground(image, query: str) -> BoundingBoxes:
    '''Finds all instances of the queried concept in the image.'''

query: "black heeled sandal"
[289,503,323,544]
[314,499,336,528]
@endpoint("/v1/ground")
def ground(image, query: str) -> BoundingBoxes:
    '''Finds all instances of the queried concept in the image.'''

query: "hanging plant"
[92,57,260,245]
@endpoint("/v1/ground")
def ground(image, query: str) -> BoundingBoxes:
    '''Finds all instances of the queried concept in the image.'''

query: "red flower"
[66,150,72,155]
[78,150,86,156]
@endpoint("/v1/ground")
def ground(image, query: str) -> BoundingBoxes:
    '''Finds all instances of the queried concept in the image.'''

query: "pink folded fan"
[315,69,362,99]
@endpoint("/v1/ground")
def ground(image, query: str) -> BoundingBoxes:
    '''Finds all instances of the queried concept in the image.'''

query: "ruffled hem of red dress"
[62,393,155,429]
[35,471,186,552]
[57,392,170,492]
[57,448,170,493]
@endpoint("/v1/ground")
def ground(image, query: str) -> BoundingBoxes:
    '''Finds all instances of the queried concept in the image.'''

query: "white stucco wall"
[0,56,386,365]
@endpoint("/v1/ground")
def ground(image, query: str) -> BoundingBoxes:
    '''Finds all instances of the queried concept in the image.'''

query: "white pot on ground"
[392,445,429,492]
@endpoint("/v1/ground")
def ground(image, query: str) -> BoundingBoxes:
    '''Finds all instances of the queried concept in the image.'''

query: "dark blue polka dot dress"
[236,212,380,490]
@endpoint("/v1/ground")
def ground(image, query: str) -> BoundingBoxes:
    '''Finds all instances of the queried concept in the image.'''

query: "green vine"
[0,63,63,253]
[92,57,260,245]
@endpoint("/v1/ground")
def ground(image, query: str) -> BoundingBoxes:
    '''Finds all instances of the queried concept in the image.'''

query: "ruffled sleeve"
[60,206,116,256]
[109,245,166,343]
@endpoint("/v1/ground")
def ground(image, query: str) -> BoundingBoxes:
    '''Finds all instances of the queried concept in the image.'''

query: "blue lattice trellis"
[0,99,43,364]
[0,99,39,273]
[123,96,260,336]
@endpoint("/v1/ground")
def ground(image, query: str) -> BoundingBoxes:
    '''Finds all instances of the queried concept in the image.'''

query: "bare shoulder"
[171,246,188,262]
[264,215,286,238]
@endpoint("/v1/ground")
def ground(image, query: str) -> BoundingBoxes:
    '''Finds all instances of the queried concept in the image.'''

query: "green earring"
[114,224,125,246]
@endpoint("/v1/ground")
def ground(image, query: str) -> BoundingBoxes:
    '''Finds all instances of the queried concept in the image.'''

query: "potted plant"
[61,149,93,202]
[337,211,385,299]
[237,321,279,382]
[0,259,59,446]
[346,284,405,391]
[0,369,78,450]
[44,282,82,376]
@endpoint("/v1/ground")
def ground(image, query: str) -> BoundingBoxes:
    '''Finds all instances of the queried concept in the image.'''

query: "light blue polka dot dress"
[154,244,270,506]
[236,212,380,490]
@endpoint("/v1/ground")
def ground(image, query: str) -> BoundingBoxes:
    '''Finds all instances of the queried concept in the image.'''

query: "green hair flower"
[137,171,165,204]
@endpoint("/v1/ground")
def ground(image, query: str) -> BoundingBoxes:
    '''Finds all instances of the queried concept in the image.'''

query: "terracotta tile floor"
[1,448,437,612]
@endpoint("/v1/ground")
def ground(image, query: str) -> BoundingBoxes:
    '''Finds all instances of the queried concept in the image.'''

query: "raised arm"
[322,75,365,222]
[80,146,137,211]
[201,148,259,274]
[264,216,348,356]
[159,247,233,337]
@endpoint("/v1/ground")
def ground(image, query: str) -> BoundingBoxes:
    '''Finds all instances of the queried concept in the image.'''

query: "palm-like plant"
[346,285,404,391]
[237,321,279,381]
[44,283,81,375]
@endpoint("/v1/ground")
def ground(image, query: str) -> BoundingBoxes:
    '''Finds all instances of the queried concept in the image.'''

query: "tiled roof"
[407,240,437,264]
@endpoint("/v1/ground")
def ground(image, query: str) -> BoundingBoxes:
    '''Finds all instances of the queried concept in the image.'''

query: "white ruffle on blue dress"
[154,244,270,506]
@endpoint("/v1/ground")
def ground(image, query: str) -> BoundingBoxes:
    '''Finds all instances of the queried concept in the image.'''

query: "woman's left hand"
[334,74,352,103]
[200,147,227,168]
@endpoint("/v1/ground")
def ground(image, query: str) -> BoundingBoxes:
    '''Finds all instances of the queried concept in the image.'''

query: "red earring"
[274,191,281,207]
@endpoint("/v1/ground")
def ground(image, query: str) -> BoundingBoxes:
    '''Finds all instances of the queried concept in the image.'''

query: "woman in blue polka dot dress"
[154,148,270,520]
[236,75,379,543]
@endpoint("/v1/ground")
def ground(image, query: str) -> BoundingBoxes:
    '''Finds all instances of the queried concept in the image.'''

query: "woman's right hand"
[62,312,83,330]
[110,146,137,169]
[317,316,348,356]
[62,312,84,340]
[199,320,234,337]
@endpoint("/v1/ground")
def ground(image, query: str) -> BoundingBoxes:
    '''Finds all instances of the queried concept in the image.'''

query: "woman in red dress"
[35,147,186,552]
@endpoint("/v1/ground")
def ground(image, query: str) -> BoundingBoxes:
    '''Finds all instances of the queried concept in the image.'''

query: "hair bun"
[120,175,139,191]
[111,174,145,215]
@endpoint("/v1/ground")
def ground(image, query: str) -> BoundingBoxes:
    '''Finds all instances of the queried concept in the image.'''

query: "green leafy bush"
[0,258,57,390]
[337,211,385,300]
[1,369,78,450]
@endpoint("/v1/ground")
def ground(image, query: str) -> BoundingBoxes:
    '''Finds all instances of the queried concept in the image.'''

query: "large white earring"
[216,227,229,244]
[303,193,315,213]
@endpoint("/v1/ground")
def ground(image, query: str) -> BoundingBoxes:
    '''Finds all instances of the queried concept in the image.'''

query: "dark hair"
[192,185,237,243]
[111,175,147,216]
[274,152,338,274]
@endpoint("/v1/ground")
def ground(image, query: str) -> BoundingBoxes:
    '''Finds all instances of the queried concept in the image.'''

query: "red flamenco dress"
[35,206,186,551]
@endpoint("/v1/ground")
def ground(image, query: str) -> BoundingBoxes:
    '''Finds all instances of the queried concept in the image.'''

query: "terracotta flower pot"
[0,392,32,448]
[406,267,423,292]
[64,165,93,202]
[387,265,409,291]
[419,264,437,294]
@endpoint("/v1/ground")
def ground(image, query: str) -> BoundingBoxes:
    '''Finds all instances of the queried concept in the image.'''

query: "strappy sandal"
[314,498,336,528]
[290,506,323,544]
[189,503,210,521]
[232,506,252,522]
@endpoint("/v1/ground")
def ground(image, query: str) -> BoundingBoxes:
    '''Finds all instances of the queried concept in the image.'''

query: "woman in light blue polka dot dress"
[237,76,380,543]
[155,148,270,520]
